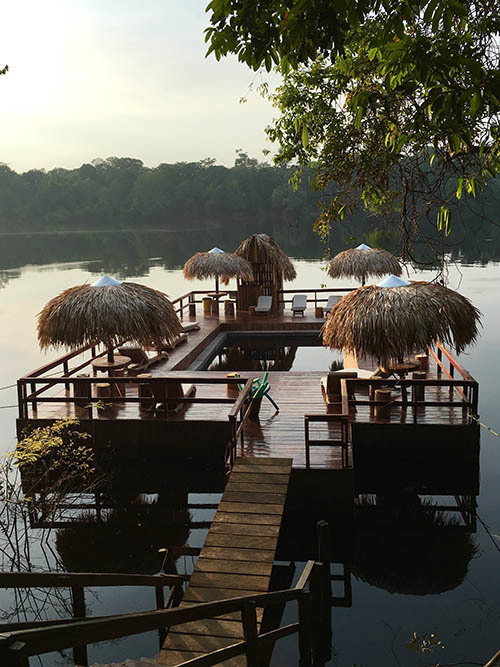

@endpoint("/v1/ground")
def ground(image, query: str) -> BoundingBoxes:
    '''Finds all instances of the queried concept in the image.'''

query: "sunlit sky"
[0,0,279,173]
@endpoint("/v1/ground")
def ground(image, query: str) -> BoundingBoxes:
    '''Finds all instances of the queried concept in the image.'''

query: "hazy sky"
[1,0,279,173]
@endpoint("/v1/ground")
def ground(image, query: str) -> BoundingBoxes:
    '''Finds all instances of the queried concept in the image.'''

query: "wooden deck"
[17,292,479,472]
[158,457,292,666]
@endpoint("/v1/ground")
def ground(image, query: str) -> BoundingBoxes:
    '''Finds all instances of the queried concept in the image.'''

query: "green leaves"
[437,205,451,235]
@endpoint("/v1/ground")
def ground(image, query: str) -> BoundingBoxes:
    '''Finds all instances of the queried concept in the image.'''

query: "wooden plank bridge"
[158,456,293,666]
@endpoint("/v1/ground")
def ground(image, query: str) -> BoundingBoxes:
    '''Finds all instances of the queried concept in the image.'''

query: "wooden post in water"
[71,585,88,666]
[298,590,313,666]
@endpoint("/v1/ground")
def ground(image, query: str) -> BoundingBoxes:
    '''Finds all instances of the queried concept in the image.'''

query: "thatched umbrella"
[38,275,182,362]
[234,233,297,281]
[183,246,254,294]
[322,276,481,367]
[327,243,402,285]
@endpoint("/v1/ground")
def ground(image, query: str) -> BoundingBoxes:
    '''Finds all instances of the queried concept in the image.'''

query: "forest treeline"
[1,153,500,269]
[0,154,326,235]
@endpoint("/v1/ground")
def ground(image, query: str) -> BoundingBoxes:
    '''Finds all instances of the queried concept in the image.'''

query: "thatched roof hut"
[327,244,402,285]
[233,234,296,312]
[322,279,481,366]
[38,277,181,362]
[235,234,297,281]
[183,247,253,294]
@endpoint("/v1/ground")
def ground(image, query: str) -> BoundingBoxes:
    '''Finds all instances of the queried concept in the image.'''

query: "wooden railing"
[170,287,355,317]
[304,414,349,469]
[0,560,330,667]
[431,341,479,415]
[0,571,185,666]
[343,374,478,424]
[279,287,353,310]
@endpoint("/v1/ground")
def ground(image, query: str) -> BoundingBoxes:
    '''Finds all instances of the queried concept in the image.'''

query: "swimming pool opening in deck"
[190,331,344,372]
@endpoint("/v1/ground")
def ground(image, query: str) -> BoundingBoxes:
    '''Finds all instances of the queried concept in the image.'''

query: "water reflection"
[56,494,192,574]
[353,495,478,595]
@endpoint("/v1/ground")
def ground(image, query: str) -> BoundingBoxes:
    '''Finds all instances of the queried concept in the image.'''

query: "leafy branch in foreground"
[206,0,500,261]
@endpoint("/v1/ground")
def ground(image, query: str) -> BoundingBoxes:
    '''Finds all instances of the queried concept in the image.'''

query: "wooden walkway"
[157,457,293,666]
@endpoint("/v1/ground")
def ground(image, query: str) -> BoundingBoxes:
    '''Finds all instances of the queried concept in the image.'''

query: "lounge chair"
[320,367,387,407]
[162,332,189,350]
[155,380,196,414]
[255,295,272,314]
[320,371,358,406]
[182,322,200,332]
[324,294,341,315]
[291,294,307,316]
[118,345,168,375]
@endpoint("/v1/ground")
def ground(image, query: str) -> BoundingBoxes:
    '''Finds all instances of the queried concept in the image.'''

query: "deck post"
[188,293,196,317]
[155,585,166,646]
[316,520,332,599]
[297,590,313,666]
[71,585,88,666]
[242,600,259,667]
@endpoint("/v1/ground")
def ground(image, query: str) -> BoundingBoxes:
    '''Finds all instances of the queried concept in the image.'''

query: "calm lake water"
[1,230,500,666]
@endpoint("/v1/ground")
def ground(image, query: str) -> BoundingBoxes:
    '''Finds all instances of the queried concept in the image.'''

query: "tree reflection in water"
[353,495,478,595]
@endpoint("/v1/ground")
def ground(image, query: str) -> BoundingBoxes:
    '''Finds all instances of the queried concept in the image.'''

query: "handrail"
[0,560,319,667]
[228,378,253,419]
[0,571,183,588]
[433,341,475,381]
[17,374,253,420]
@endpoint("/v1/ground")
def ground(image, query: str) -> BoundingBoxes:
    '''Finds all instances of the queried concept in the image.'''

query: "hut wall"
[236,262,282,312]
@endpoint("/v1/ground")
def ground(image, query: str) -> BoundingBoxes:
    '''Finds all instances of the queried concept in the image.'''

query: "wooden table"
[386,361,420,403]
[387,361,419,379]
[91,355,131,397]
[207,291,228,314]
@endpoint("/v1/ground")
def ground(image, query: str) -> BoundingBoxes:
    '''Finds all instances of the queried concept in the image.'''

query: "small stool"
[74,373,91,408]
[412,371,426,403]
[249,306,256,316]
[137,373,155,411]
[415,353,429,371]
[224,300,235,317]
[374,387,392,418]
[202,297,212,315]
[226,373,240,397]
[315,306,324,318]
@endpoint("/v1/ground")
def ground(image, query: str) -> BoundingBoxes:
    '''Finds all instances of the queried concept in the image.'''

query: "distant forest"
[1,153,500,267]
[0,154,326,236]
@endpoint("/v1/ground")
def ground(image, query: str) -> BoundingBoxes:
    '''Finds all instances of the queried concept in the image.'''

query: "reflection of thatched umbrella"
[353,497,477,594]
[183,247,254,295]
[322,278,481,366]
[38,275,181,362]
[327,243,402,285]
[235,234,297,281]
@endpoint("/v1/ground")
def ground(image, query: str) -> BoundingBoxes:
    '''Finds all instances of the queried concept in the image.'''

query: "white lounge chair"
[292,294,307,316]
[325,294,341,315]
[255,295,272,314]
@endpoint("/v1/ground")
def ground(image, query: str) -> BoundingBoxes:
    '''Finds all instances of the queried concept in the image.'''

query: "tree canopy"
[205,0,500,257]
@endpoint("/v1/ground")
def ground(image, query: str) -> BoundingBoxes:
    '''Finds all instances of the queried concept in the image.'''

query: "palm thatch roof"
[234,233,297,281]
[183,251,253,282]
[38,281,182,352]
[322,281,481,366]
[327,246,402,284]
